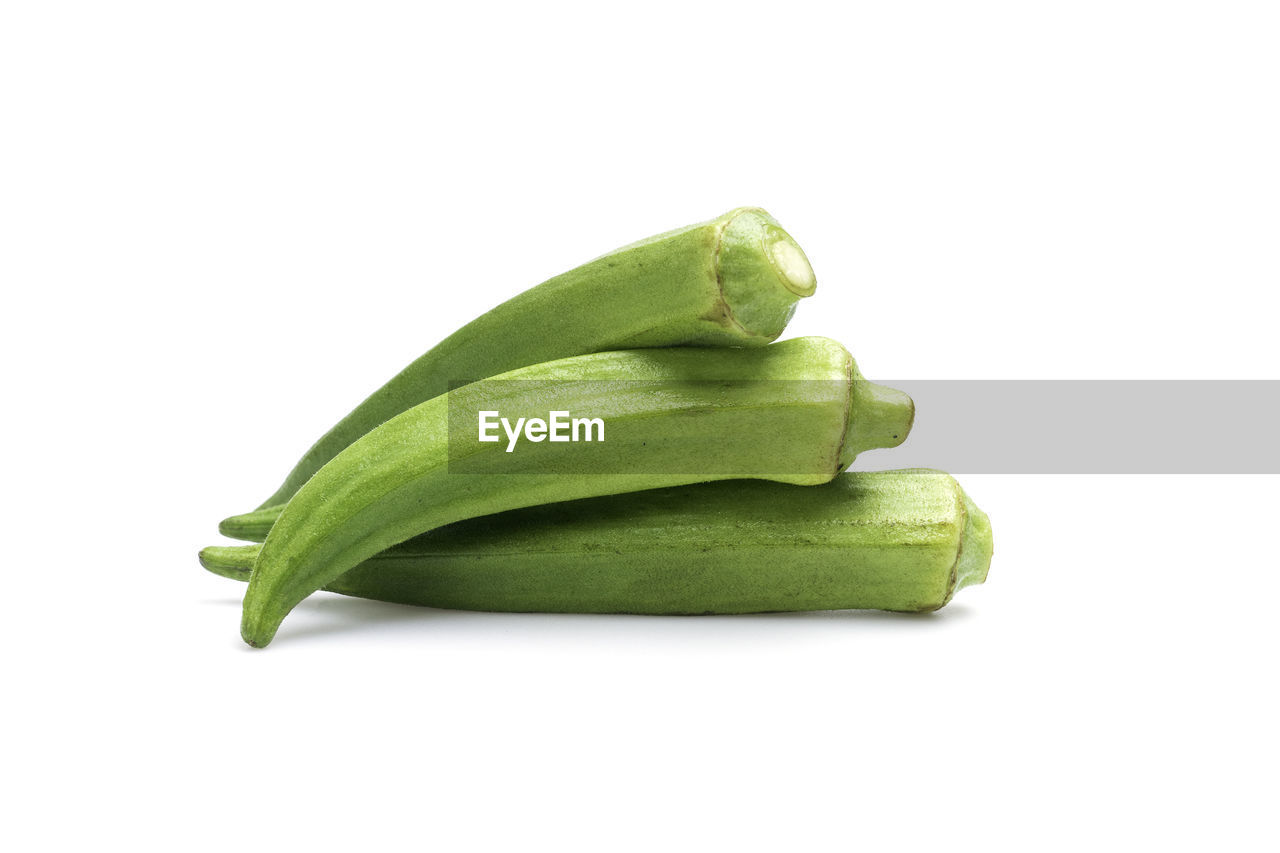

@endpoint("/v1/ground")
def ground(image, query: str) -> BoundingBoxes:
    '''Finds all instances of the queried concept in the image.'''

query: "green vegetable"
[233,207,816,527]
[205,471,991,615]
[217,506,280,543]
[240,337,914,647]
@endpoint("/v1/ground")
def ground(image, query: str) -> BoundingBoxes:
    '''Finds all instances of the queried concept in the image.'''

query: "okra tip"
[840,380,915,467]
[198,545,255,581]
[217,505,283,542]
[241,609,276,649]
[241,569,302,647]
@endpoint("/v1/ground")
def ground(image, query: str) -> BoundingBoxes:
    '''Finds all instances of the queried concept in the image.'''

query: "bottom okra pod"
[202,470,991,615]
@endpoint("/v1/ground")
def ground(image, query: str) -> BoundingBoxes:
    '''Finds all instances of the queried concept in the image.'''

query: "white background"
[3,2,1277,850]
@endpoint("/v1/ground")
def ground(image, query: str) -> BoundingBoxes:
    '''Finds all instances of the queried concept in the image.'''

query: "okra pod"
[240,207,815,517]
[205,471,990,615]
[240,337,913,647]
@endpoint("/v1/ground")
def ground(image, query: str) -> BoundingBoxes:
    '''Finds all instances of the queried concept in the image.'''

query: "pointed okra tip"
[217,505,282,542]
[198,545,256,581]
[240,614,276,649]
[240,580,285,648]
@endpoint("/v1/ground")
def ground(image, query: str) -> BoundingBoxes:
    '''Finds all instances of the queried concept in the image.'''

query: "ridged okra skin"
[248,207,816,512]
[204,471,991,614]
[240,337,914,646]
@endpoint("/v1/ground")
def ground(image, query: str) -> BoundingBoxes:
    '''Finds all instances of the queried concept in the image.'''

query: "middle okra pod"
[241,336,914,647]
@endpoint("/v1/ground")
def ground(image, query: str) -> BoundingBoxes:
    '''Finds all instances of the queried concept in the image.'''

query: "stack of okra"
[203,208,992,648]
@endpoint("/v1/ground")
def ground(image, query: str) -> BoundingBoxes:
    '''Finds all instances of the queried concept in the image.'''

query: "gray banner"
[445,379,1280,474]
[869,380,1280,473]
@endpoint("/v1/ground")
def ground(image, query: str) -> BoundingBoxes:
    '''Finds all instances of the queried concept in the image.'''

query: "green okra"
[204,471,991,615]
[232,207,816,527]
[240,337,914,647]
[218,506,279,543]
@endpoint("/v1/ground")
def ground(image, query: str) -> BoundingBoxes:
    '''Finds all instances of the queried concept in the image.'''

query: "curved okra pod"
[205,471,991,615]
[240,337,914,647]
[235,207,816,522]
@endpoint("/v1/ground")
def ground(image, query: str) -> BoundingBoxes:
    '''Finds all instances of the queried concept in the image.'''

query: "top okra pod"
[240,337,914,647]
[238,207,817,517]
